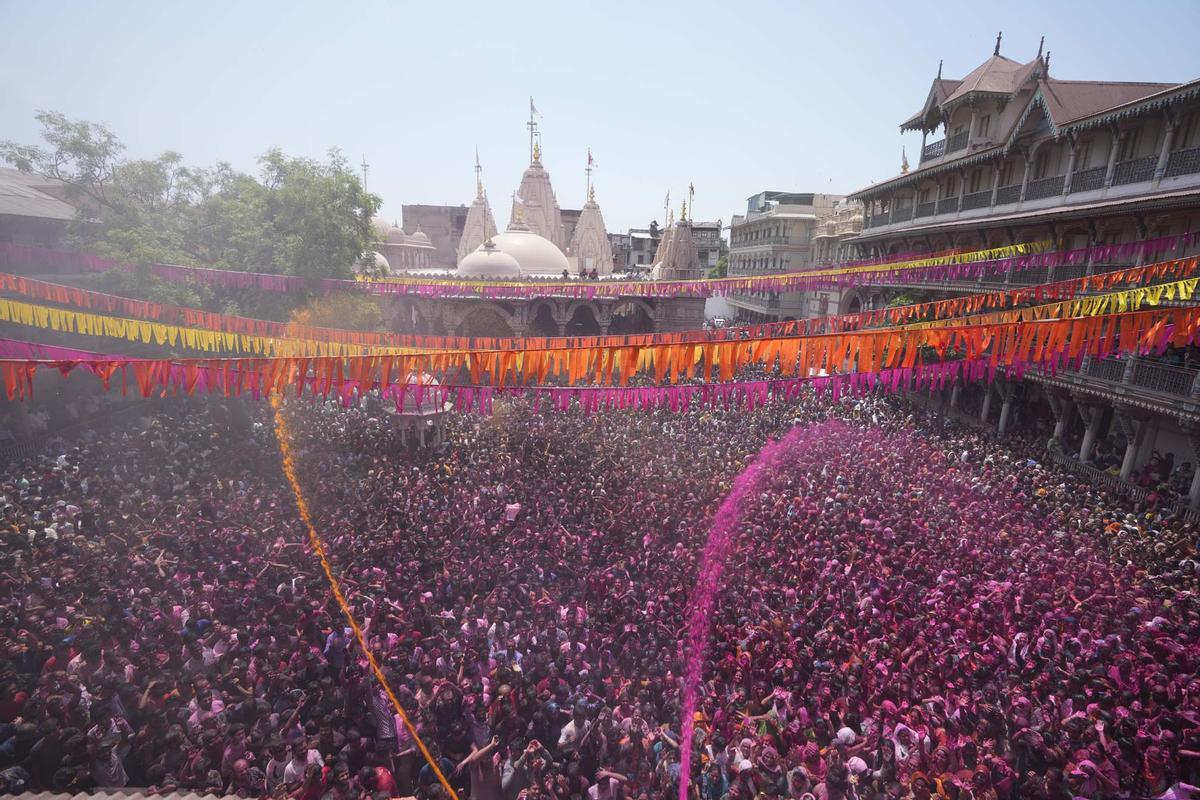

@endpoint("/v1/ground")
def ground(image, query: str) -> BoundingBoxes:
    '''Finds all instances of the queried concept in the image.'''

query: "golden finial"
[532,140,541,163]
[679,200,687,222]
[588,183,596,203]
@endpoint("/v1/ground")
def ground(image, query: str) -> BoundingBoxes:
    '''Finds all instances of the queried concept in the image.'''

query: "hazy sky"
[3,0,1199,232]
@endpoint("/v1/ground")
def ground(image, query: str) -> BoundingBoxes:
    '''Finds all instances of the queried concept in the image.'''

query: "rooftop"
[0,167,78,221]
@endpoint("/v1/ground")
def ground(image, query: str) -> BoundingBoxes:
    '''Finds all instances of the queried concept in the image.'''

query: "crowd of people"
[0,388,1195,799]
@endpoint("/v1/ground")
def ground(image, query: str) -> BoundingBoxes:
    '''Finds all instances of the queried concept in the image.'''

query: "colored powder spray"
[271,394,462,800]
[676,422,846,800]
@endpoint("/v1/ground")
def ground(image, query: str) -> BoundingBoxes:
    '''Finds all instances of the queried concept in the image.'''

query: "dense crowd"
[0,389,1196,800]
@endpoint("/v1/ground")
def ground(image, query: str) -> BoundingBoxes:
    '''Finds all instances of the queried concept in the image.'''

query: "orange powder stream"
[270,394,461,800]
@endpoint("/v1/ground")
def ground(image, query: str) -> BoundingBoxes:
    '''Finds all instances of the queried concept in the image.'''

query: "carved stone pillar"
[1077,402,1105,463]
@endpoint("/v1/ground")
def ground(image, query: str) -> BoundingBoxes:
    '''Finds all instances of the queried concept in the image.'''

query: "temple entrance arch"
[457,307,515,338]
[565,304,602,336]
[528,303,560,337]
[609,300,656,335]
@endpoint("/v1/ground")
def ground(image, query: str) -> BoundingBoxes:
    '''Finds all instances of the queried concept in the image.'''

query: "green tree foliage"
[2,112,381,284]
[708,254,728,279]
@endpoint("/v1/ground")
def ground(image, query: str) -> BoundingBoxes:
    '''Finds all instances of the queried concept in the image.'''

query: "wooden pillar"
[989,161,1002,207]
[1104,127,1123,188]
[1018,152,1034,202]
[1154,114,1177,183]
[1061,136,1079,195]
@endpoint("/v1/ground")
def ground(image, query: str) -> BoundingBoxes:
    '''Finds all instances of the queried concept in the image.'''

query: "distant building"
[608,232,630,272]
[691,220,724,273]
[0,167,77,248]
[625,222,663,270]
[401,205,468,269]
[727,191,843,321]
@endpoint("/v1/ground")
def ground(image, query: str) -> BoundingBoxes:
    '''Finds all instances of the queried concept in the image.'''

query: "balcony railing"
[995,184,1021,205]
[1025,174,1065,200]
[1085,357,1129,383]
[961,190,991,211]
[1055,264,1088,282]
[921,139,946,162]
[936,197,959,215]
[914,201,936,218]
[1166,146,1200,178]
[945,130,969,154]
[1131,360,1197,396]
[1112,155,1157,186]
[1082,356,1198,398]
[1069,166,1106,193]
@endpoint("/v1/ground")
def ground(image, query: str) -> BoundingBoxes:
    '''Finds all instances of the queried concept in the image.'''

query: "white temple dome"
[370,251,390,271]
[409,229,433,247]
[371,218,407,244]
[490,227,570,276]
[457,240,522,278]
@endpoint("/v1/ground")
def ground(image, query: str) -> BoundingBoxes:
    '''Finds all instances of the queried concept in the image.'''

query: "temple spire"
[1037,35,1044,58]
[585,148,594,198]
[474,147,483,199]
[994,30,1002,56]
[937,59,943,79]
[527,97,540,163]
[688,182,695,222]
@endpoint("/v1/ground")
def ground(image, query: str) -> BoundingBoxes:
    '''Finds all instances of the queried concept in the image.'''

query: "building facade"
[843,41,1200,511]
[691,220,724,273]
[401,204,469,269]
[727,191,843,321]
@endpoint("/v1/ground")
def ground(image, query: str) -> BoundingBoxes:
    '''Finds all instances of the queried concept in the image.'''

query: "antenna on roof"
[937,59,943,79]
[994,31,1002,56]
[1037,36,1045,58]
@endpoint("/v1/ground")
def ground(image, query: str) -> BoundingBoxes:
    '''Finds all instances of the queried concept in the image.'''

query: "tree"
[708,255,728,279]
[2,112,381,285]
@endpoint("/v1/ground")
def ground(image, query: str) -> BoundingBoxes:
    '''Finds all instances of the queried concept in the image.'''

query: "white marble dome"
[369,250,390,271]
[457,240,522,278]
[490,227,570,276]
[372,217,407,244]
[408,229,433,247]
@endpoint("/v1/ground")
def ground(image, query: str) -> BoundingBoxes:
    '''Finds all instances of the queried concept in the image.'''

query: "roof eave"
[1057,79,1200,134]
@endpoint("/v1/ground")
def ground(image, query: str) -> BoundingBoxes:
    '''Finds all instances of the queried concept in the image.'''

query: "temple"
[567,185,615,275]
[509,142,567,251]
[456,153,498,262]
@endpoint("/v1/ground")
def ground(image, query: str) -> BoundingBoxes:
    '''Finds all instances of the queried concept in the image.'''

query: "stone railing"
[914,201,937,218]
[1112,155,1157,186]
[1069,166,1106,193]
[1045,450,1200,522]
[1025,174,1065,201]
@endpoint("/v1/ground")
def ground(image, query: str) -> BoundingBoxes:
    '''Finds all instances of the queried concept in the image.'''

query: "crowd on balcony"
[0,388,1195,800]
